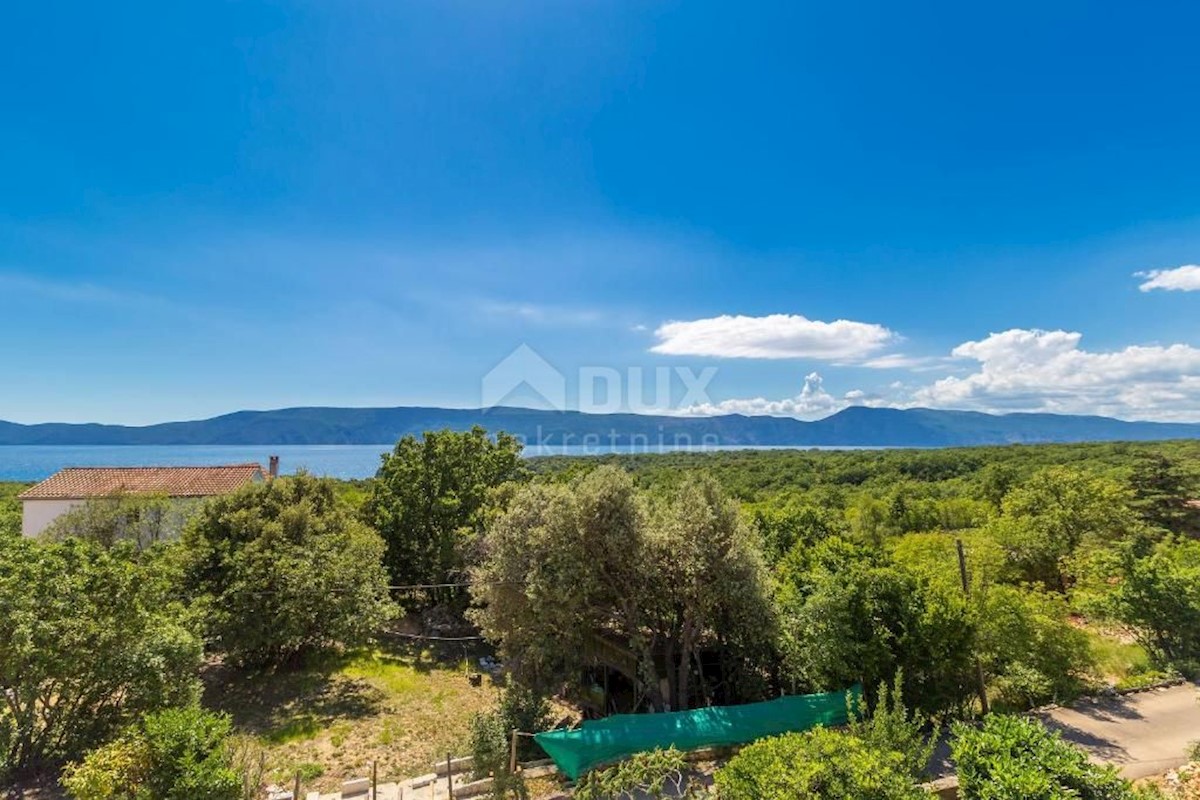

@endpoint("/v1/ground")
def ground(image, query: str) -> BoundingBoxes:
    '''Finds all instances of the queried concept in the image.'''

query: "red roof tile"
[19,464,265,500]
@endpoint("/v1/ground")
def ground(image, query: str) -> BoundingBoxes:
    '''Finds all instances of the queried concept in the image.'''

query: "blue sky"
[3,1,1200,424]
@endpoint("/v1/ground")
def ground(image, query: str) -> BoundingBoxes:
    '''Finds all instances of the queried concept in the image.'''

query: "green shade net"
[534,685,861,780]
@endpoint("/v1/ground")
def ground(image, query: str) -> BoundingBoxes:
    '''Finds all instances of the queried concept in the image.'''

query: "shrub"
[62,706,245,800]
[848,672,936,779]
[575,748,705,800]
[951,714,1141,799]
[975,585,1094,708]
[469,684,552,781]
[713,728,928,800]
[42,493,192,549]
[0,539,201,776]
[179,473,396,669]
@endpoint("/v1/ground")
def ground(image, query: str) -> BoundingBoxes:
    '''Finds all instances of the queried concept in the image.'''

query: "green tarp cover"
[534,685,861,780]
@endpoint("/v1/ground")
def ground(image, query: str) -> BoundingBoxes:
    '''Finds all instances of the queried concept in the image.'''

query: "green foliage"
[975,585,1094,708]
[994,467,1141,591]
[179,472,395,670]
[469,684,552,780]
[42,493,195,549]
[1127,453,1200,534]
[1111,539,1200,674]
[779,539,975,715]
[713,728,929,800]
[574,748,706,800]
[471,468,776,710]
[0,482,25,539]
[848,672,936,779]
[62,706,245,800]
[951,714,1141,800]
[363,426,526,587]
[0,538,201,775]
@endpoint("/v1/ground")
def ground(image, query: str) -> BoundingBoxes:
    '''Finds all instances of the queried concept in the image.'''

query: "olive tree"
[470,467,775,711]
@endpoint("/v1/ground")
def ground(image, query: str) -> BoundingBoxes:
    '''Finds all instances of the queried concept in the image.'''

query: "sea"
[0,443,879,482]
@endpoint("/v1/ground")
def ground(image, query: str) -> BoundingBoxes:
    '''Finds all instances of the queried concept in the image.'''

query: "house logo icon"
[481,344,567,411]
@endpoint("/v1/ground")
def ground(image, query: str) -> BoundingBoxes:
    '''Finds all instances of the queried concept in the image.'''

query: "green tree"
[780,540,976,715]
[1128,453,1198,534]
[714,728,929,800]
[975,585,1094,708]
[0,482,23,539]
[1111,540,1200,673]
[995,467,1141,591]
[63,706,247,800]
[363,427,526,587]
[470,468,775,711]
[42,492,191,550]
[0,539,201,775]
[951,715,1141,800]
[180,473,395,670]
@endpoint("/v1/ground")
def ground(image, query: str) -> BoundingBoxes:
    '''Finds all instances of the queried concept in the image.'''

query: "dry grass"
[202,639,501,793]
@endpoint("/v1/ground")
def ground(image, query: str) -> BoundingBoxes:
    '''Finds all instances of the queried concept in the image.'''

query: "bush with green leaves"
[951,714,1143,800]
[0,538,201,776]
[779,538,976,715]
[42,492,194,549]
[1111,540,1200,675]
[62,706,248,800]
[848,672,936,780]
[575,748,708,800]
[713,727,928,800]
[0,482,23,539]
[179,473,395,669]
[469,684,553,783]
[975,584,1095,708]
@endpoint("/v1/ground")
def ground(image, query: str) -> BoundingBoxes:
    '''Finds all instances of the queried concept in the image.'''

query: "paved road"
[1034,683,1200,779]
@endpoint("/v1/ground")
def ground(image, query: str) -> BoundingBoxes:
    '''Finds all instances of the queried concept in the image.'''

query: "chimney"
[268,455,279,479]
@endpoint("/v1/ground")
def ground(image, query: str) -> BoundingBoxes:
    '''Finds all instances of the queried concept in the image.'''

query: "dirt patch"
[203,640,502,792]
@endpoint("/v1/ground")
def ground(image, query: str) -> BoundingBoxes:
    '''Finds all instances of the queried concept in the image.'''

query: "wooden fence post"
[446,752,454,800]
[293,771,301,800]
[957,538,990,715]
[371,760,377,799]
[509,729,519,775]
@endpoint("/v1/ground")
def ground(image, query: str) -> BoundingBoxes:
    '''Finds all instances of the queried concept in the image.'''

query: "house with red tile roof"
[19,462,271,537]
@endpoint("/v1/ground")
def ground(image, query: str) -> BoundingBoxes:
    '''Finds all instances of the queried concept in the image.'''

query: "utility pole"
[957,538,990,715]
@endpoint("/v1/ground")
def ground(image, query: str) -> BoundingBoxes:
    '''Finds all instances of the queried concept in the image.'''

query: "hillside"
[2,405,1200,447]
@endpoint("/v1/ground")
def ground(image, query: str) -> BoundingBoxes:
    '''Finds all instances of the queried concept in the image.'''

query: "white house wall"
[21,499,86,537]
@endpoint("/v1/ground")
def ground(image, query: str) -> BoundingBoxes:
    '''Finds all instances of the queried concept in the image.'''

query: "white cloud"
[1136,265,1200,292]
[857,353,952,370]
[910,328,1200,421]
[650,314,896,360]
[476,299,606,327]
[676,372,845,419]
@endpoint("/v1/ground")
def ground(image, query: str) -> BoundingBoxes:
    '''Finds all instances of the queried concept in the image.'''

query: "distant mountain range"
[2,405,1200,448]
